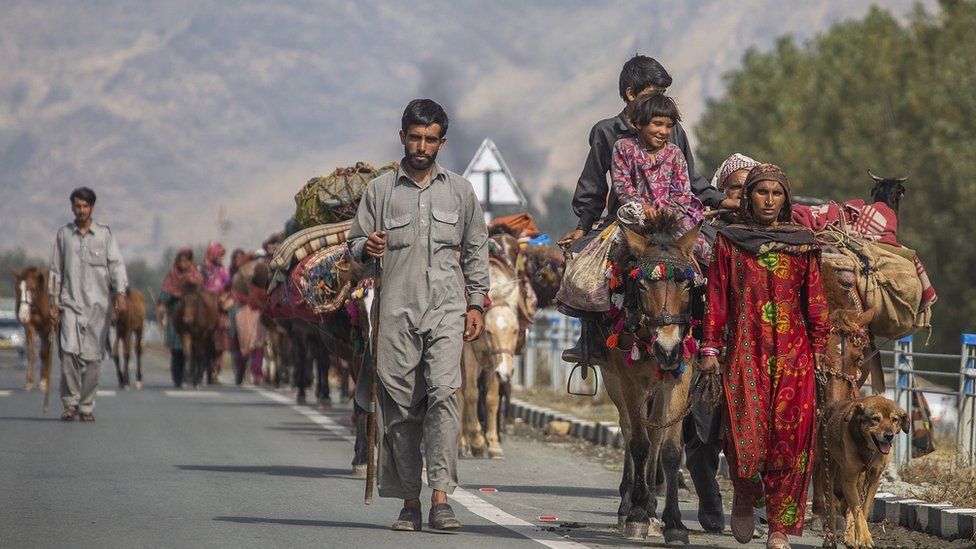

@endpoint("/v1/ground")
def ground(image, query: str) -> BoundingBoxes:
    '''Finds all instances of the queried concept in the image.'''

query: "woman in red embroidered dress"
[700,164,830,549]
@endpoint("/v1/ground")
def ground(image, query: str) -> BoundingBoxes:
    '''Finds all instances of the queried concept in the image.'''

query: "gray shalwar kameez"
[348,162,489,499]
[49,221,128,413]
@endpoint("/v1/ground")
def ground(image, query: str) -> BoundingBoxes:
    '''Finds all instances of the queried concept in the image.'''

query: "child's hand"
[642,204,659,222]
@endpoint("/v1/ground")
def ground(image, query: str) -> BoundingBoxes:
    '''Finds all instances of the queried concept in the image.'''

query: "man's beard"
[405,148,437,171]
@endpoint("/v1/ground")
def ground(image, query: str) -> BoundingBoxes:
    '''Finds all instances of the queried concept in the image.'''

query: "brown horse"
[600,216,700,544]
[112,288,146,390]
[12,267,55,402]
[173,283,220,389]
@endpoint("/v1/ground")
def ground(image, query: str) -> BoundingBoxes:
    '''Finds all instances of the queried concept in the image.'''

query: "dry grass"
[900,435,976,508]
[514,386,620,423]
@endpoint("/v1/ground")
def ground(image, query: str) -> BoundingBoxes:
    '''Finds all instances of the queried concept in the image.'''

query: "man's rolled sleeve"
[460,187,489,306]
[48,228,64,305]
[348,181,377,262]
[106,229,128,293]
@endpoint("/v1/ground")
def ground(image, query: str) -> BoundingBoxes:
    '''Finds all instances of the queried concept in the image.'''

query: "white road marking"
[0,390,12,397]
[96,390,116,396]
[164,390,221,397]
[253,387,589,549]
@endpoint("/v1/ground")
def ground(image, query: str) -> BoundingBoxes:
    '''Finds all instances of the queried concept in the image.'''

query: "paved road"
[0,348,832,548]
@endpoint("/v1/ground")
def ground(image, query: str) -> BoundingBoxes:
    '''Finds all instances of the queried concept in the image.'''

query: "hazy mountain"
[0,0,927,258]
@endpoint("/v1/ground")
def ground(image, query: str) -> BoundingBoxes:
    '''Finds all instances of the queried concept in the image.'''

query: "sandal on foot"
[61,406,77,421]
[391,506,422,531]
[79,412,95,422]
[766,531,791,549]
[428,503,461,530]
[731,494,755,544]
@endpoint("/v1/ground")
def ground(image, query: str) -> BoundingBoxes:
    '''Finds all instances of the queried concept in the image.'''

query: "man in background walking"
[49,187,128,422]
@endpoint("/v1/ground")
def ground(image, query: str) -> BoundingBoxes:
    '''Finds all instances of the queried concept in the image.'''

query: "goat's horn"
[894,172,911,183]
[867,169,885,182]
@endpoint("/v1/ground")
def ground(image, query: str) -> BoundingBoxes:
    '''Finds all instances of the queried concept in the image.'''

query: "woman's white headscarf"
[710,153,760,191]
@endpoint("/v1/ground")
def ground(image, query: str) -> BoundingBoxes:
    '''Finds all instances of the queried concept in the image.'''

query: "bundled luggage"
[293,162,398,228]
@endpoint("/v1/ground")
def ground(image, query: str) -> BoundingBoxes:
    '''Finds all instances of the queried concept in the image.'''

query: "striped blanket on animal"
[268,220,353,292]
[792,199,936,309]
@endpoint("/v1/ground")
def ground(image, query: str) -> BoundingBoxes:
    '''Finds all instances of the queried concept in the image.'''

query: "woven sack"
[848,239,924,339]
[556,223,617,312]
[294,162,398,228]
[298,244,355,316]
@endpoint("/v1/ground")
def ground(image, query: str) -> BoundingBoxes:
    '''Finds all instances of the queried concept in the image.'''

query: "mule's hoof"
[123,384,131,391]
[623,521,650,540]
[351,464,367,479]
[488,447,505,460]
[296,394,307,405]
[135,381,143,391]
[24,383,34,392]
[617,515,626,530]
[664,528,689,546]
[470,445,486,458]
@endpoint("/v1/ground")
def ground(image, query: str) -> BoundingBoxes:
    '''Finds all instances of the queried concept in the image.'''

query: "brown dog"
[818,395,909,548]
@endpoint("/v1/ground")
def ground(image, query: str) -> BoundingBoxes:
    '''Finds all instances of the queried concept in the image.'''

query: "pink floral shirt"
[611,138,709,261]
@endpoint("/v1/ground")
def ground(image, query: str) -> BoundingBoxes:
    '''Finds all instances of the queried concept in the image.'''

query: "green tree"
[696,0,976,363]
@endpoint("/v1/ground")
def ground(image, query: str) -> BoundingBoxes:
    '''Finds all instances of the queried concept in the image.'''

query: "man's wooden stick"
[365,257,383,505]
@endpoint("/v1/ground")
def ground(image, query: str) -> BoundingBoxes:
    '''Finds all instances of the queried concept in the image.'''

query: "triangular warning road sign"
[463,138,528,213]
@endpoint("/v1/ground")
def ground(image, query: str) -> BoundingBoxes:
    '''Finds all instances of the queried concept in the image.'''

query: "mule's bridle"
[626,256,702,330]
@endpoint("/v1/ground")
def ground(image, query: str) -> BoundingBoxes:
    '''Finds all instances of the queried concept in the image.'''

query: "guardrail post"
[893,335,914,468]
[959,333,976,466]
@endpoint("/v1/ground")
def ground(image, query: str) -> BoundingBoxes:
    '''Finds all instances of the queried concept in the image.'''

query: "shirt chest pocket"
[87,242,108,267]
[384,215,414,250]
[431,209,461,246]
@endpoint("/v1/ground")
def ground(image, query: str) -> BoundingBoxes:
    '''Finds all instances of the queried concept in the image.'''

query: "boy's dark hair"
[69,186,97,205]
[629,92,681,128]
[401,99,449,137]
[618,55,672,101]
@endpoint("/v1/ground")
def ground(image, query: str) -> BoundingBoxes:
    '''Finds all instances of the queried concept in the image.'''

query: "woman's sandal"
[61,406,77,421]
[766,531,791,549]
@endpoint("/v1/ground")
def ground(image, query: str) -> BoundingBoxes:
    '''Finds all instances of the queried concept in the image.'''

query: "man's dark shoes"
[60,406,77,421]
[561,336,607,365]
[79,412,95,422]
[391,506,422,532]
[428,503,461,530]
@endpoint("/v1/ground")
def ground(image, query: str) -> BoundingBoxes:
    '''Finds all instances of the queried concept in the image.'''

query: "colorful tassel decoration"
[606,333,619,349]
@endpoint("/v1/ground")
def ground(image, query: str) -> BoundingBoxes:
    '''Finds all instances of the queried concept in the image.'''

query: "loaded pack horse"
[12,267,55,408]
[599,215,702,545]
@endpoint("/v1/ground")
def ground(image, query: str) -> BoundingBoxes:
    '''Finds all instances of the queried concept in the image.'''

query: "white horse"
[459,234,536,459]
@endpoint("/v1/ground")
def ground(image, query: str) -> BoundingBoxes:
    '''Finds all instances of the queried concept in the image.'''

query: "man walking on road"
[348,99,489,531]
[49,187,128,422]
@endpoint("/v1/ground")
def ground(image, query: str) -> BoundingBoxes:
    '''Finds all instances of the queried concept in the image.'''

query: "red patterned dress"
[703,232,830,535]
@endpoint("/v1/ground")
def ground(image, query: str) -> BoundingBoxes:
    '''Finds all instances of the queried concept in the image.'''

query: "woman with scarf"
[202,242,231,384]
[700,164,830,549]
[157,248,203,388]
